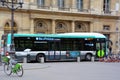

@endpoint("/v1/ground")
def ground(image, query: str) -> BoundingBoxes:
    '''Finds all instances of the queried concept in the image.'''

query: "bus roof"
[7,32,106,39]
[57,33,106,38]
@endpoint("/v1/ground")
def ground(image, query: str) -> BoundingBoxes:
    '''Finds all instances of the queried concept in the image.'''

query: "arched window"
[37,22,43,28]
[56,22,68,33]
[75,23,86,32]
[4,21,17,34]
[35,20,48,33]
[57,23,64,29]
[56,22,66,29]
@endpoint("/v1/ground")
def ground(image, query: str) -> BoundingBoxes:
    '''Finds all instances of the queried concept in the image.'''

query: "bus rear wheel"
[36,54,45,62]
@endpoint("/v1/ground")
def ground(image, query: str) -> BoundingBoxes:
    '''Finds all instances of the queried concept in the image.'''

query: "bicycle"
[2,52,24,77]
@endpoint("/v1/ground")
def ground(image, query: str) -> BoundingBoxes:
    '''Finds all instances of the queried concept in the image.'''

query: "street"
[0,62,120,80]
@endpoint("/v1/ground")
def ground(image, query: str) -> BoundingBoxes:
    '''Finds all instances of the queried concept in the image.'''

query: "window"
[76,0,83,10]
[56,23,65,29]
[58,0,64,8]
[76,24,82,29]
[38,23,43,28]
[60,38,95,51]
[84,39,95,51]
[37,0,44,6]
[35,20,48,33]
[75,23,86,31]
[103,0,111,13]
[48,41,61,51]
[4,21,17,34]
[36,22,45,29]
[14,37,49,51]
[61,39,73,50]
[103,25,110,30]
[58,24,63,29]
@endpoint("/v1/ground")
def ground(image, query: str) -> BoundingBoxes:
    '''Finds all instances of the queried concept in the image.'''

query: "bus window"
[96,43,100,50]
[84,39,95,51]
[33,41,48,51]
[61,39,73,51]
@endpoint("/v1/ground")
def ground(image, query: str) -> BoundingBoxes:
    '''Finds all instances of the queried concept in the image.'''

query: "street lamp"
[0,0,23,51]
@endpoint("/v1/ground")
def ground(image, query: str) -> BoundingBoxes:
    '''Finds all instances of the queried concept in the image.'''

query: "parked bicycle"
[2,52,23,77]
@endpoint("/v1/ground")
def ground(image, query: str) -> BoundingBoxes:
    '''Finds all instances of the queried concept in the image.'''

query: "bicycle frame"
[12,63,22,73]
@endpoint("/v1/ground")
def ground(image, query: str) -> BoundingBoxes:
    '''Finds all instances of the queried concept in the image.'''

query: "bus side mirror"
[10,44,15,51]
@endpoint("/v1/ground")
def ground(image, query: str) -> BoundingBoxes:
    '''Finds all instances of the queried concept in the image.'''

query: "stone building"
[0,0,120,53]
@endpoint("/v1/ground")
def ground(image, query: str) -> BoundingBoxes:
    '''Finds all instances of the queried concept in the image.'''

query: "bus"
[1,33,107,62]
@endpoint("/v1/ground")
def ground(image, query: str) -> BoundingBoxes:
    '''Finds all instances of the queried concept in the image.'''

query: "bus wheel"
[85,54,92,61]
[36,54,45,62]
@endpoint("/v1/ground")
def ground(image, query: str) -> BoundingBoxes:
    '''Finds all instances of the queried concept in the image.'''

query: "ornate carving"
[75,22,88,32]
[34,20,48,33]
[4,21,17,34]
[56,22,67,33]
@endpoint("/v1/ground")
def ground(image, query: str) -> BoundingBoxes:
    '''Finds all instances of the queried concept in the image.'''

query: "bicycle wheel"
[4,63,12,76]
[16,64,24,77]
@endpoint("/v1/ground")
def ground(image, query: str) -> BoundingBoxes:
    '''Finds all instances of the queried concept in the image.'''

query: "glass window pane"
[58,0,64,8]
[77,0,83,10]
[37,0,44,6]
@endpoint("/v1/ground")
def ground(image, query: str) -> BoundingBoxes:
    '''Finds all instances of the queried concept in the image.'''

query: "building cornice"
[0,7,119,20]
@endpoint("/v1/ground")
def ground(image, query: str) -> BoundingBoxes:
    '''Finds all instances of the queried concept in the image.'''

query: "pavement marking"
[0,66,50,71]
[24,66,50,70]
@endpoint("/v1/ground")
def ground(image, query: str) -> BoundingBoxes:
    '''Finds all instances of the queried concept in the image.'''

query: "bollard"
[91,56,94,62]
[23,57,27,63]
[77,56,80,62]
[40,57,44,63]
[0,62,2,66]
[27,54,30,63]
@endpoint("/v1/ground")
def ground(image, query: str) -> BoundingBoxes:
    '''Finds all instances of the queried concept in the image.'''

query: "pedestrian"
[109,46,112,55]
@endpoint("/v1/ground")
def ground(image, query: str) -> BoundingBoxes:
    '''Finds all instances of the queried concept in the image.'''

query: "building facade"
[0,0,120,53]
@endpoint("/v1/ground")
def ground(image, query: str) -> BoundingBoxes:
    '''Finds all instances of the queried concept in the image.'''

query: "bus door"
[96,39,106,58]
[48,40,61,60]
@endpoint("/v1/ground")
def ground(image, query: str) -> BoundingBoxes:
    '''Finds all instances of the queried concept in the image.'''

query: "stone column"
[71,0,77,12]
[52,19,55,34]
[90,21,94,32]
[71,21,75,32]
[30,0,35,3]
[45,0,50,7]
[65,0,69,8]
[71,0,76,8]
[0,25,4,37]
[52,0,57,7]
[51,0,58,10]
[30,19,34,33]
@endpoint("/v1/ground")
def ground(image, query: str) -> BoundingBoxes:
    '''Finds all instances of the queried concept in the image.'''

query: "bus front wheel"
[36,54,45,62]
[85,54,92,61]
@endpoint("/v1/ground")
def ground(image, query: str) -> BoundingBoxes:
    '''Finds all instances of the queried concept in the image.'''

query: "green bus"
[1,33,107,62]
